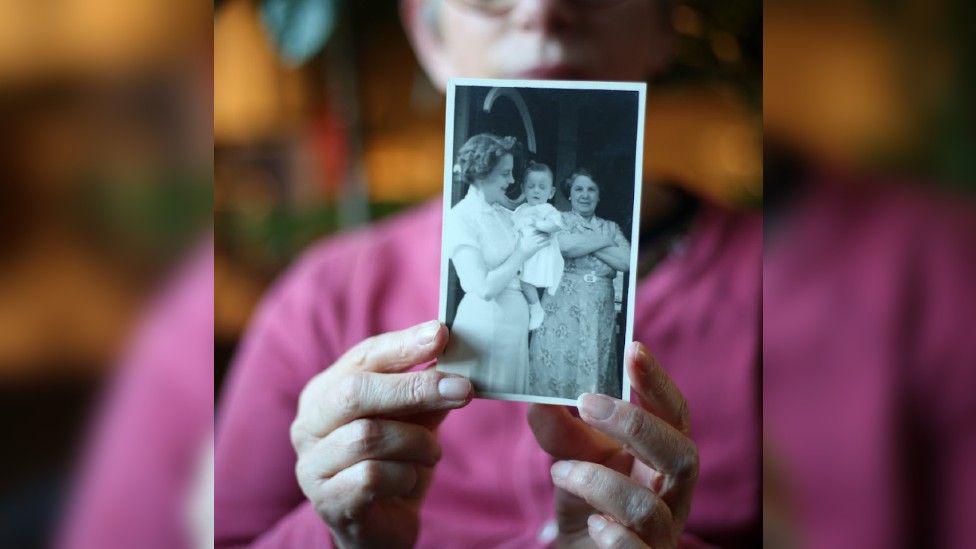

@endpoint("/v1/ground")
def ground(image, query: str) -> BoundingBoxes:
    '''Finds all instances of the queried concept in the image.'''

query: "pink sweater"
[61,182,976,548]
[214,201,761,547]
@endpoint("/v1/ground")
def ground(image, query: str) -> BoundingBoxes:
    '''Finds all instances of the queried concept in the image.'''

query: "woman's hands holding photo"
[290,321,472,549]
[528,343,698,549]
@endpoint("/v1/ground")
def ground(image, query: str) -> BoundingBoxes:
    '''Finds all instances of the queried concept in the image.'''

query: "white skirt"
[440,287,530,395]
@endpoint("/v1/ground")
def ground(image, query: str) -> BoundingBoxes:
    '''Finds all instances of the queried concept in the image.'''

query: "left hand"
[528,343,698,548]
[517,229,551,260]
[599,222,618,248]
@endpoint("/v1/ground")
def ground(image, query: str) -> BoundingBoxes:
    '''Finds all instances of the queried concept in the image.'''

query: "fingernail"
[579,393,614,420]
[418,320,441,345]
[631,341,648,363]
[438,377,471,400]
[550,460,572,480]
[588,514,608,533]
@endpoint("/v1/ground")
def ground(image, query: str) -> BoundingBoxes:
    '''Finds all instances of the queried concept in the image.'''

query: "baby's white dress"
[512,202,565,294]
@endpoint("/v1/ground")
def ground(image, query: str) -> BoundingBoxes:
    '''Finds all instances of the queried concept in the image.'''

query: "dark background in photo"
[450,85,639,229]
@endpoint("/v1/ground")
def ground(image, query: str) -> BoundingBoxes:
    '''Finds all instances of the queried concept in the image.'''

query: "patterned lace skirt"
[528,271,621,399]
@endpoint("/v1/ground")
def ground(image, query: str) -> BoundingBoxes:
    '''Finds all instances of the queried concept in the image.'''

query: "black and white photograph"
[438,78,646,405]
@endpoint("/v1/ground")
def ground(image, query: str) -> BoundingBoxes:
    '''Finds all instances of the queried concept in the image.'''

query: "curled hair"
[453,133,518,185]
[522,160,553,186]
[562,167,599,197]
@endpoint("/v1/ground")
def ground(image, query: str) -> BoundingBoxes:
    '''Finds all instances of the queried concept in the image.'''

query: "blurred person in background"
[216,0,760,548]
[0,1,217,548]
[762,1,976,547]
[56,241,214,549]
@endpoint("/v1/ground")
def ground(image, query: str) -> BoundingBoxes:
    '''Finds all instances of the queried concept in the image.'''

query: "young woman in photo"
[440,133,550,394]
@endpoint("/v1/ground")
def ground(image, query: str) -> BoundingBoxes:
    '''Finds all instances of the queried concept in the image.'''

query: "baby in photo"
[512,161,565,330]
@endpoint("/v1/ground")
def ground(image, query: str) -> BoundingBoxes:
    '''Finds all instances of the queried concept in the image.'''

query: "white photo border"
[438,77,647,407]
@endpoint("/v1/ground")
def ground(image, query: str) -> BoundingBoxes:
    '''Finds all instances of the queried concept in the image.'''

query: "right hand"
[290,320,472,549]
[535,218,563,234]
[518,229,551,258]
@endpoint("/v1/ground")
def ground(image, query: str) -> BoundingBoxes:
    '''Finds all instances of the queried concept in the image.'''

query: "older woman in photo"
[441,133,549,394]
[529,169,631,398]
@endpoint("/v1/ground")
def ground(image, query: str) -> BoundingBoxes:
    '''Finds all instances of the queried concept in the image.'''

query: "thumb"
[529,404,633,537]
[527,404,623,465]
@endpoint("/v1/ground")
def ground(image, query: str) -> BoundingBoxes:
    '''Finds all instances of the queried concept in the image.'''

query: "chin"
[515,65,589,80]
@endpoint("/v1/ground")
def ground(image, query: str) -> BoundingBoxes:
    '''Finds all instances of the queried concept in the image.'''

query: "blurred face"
[523,170,554,205]
[568,174,599,217]
[406,0,671,88]
[475,153,514,204]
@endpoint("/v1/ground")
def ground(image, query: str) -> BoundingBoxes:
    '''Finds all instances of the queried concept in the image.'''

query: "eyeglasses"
[449,0,632,16]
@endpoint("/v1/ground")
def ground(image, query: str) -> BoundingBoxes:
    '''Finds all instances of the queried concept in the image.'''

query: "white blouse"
[444,186,521,298]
